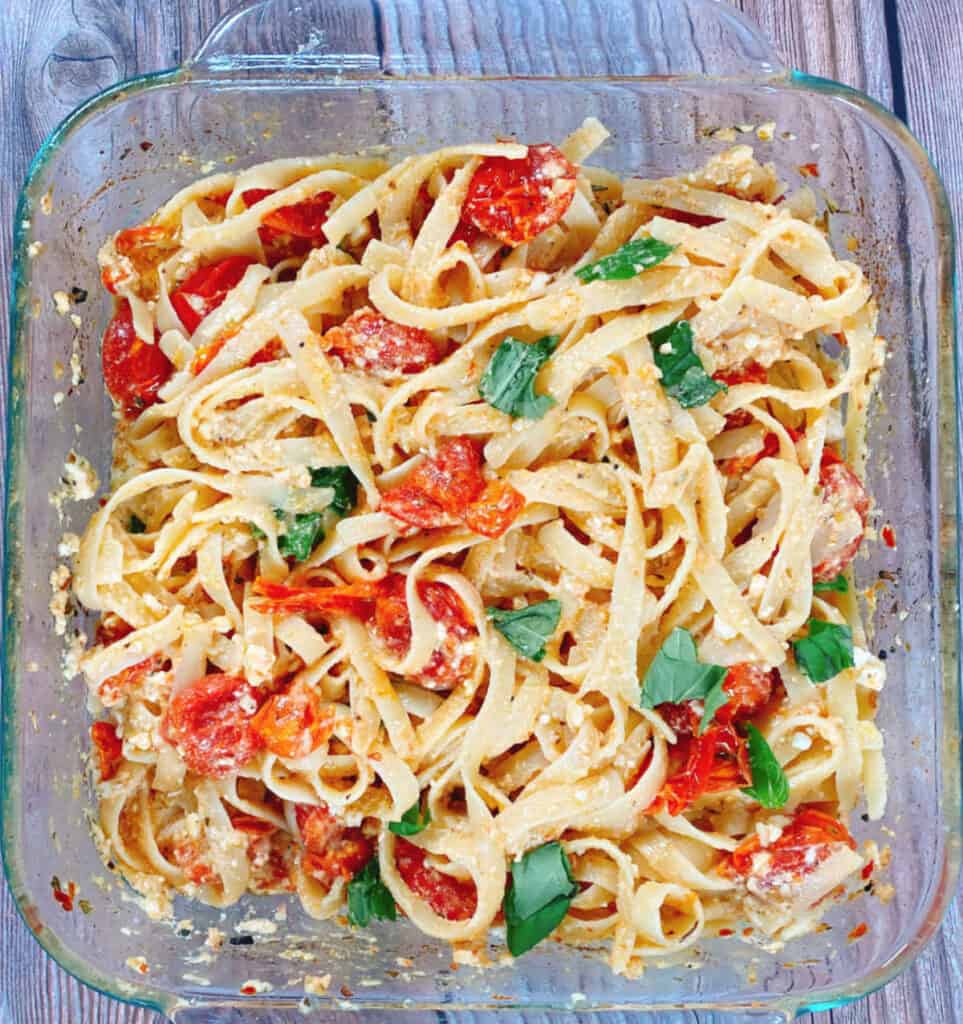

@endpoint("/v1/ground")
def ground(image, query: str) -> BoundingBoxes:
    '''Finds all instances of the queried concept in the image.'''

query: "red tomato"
[381,436,524,538]
[719,432,780,478]
[242,188,335,260]
[296,804,373,887]
[373,574,477,690]
[725,805,856,885]
[161,674,264,778]
[394,837,477,921]
[812,450,869,582]
[462,144,577,246]
[227,808,277,836]
[102,300,173,416]
[98,654,163,707]
[251,680,335,759]
[652,723,750,815]
[115,223,173,257]
[324,308,442,378]
[251,578,380,619]
[190,329,281,375]
[716,663,778,725]
[461,479,527,539]
[90,721,124,781]
[95,614,133,646]
[171,255,254,335]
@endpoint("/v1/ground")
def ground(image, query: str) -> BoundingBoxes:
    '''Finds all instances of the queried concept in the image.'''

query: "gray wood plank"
[0,1,957,1022]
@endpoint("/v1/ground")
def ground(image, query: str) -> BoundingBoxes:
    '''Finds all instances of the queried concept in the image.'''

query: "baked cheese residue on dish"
[73,119,887,976]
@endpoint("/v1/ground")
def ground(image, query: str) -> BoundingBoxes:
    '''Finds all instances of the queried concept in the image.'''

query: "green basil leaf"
[792,619,854,683]
[388,799,432,837]
[309,465,359,517]
[698,672,731,736]
[128,514,146,534]
[503,841,578,957]
[813,575,849,594]
[248,522,267,541]
[479,335,559,420]
[347,858,397,928]
[487,600,562,662]
[640,627,729,733]
[740,724,790,809]
[575,237,676,283]
[650,320,726,408]
[277,513,324,562]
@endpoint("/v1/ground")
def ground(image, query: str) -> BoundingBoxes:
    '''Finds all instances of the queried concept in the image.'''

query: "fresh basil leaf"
[388,799,431,837]
[128,514,146,534]
[503,841,578,956]
[813,575,849,594]
[640,627,729,733]
[575,237,675,283]
[487,600,561,662]
[347,858,397,928]
[309,465,358,517]
[740,724,790,809]
[277,512,324,562]
[650,320,726,409]
[792,619,854,683]
[699,672,731,736]
[248,522,267,541]
[479,335,559,420]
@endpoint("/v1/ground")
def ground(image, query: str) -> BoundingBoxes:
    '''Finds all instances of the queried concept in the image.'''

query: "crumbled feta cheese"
[304,974,331,995]
[791,731,813,751]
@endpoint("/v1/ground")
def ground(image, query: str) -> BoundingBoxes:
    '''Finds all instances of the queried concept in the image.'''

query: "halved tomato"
[161,674,264,778]
[98,654,164,707]
[102,300,173,416]
[812,449,869,582]
[651,723,750,815]
[324,308,442,378]
[295,804,373,887]
[171,255,254,335]
[251,680,335,759]
[462,144,577,246]
[394,837,477,921]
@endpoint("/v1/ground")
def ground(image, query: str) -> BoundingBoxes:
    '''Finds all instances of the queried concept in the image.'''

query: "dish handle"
[188,0,788,80]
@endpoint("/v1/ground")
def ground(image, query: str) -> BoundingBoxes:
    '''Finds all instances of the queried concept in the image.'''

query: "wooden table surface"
[0,1,960,1021]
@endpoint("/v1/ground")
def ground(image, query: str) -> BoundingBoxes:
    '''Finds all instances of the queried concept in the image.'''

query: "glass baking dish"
[3,0,959,1019]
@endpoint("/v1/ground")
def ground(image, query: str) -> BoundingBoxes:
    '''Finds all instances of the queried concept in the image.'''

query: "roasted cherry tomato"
[102,300,173,416]
[251,680,335,759]
[171,255,255,335]
[161,674,264,778]
[98,654,164,707]
[90,721,124,781]
[462,144,577,246]
[812,449,869,582]
[651,207,722,229]
[296,804,373,888]
[715,663,778,725]
[724,804,856,885]
[713,361,767,430]
[394,837,477,921]
[324,308,442,378]
[242,187,335,261]
[105,223,178,294]
[167,839,216,886]
[381,436,524,538]
[719,431,780,478]
[252,578,380,619]
[652,723,750,815]
[373,574,477,690]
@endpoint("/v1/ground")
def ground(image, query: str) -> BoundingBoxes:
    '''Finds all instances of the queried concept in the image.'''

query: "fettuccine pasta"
[74,120,888,974]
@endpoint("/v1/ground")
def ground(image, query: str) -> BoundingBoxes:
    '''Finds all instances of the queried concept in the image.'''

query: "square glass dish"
[3,0,959,1020]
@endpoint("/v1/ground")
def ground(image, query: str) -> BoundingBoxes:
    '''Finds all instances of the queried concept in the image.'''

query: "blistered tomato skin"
[394,837,478,921]
[652,724,750,816]
[161,674,265,778]
[296,804,373,887]
[251,680,335,759]
[101,300,173,416]
[812,450,870,583]
[170,255,255,335]
[462,144,577,246]
[324,308,442,378]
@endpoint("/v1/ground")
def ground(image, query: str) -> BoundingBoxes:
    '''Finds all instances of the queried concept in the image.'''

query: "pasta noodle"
[74,121,888,974]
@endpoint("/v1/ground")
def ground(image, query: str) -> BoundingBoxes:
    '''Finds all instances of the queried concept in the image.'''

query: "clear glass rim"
[2,62,958,1021]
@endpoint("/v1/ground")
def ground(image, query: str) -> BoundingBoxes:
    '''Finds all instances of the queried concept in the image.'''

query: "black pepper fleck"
[230,934,254,946]
[70,286,87,304]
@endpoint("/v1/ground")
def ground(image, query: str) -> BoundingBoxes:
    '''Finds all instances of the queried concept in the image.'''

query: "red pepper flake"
[798,163,819,178]
[240,985,257,996]
[718,927,734,937]
[742,926,754,937]
[861,860,875,880]
[51,876,77,912]
[848,921,869,942]
[881,524,896,549]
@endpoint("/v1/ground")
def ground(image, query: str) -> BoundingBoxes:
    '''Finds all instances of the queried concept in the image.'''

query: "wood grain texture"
[0,1,958,1022]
